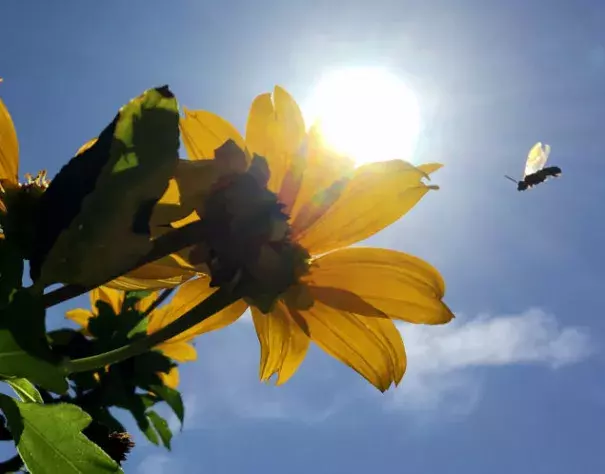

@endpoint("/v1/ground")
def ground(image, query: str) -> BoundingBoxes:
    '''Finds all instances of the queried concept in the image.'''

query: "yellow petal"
[294,299,405,391]
[147,276,247,344]
[304,247,454,325]
[158,366,180,389]
[134,291,159,314]
[126,258,195,280]
[75,137,98,156]
[107,274,191,291]
[245,87,305,194]
[65,308,95,330]
[157,341,197,362]
[417,163,443,176]
[0,97,19,184]
[180,108,246,160]
[90,286,123,316]
[109,259,196,291]
[272,86,305,155]
[251,301,310,385]
[157,178,180,206]
[286,125,354,220]
[245,92,274,157]
[294,160,441,255]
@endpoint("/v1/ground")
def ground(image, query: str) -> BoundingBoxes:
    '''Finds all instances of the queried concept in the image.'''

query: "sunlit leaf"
[6,378,43,403]
[147,411,172,450]
[31,86,180,288]
[0,396,122,473]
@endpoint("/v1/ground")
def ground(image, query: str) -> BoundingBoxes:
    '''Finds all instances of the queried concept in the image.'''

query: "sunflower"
[65,287,197,388]
[135,86,454,392]
[0,85,49,251]
[0,90,20,213]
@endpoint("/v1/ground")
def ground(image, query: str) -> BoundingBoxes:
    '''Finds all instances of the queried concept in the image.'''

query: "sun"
[303,67,422,166]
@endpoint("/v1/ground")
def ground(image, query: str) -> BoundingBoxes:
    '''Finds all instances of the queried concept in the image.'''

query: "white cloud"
[388,308,594,415]
[171,308,594,425]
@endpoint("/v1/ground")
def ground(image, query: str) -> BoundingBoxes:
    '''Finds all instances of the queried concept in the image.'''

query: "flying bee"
[505,142,561,191]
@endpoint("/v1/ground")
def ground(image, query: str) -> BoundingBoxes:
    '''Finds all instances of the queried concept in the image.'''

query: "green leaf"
[149,384,185,427]
[30,86,180,288]
[7,378,43,403]
[147,411,172,450]
[0,395,122,473]
[126,315,148,339]
[122,290,152,312]
[0,291,67,393]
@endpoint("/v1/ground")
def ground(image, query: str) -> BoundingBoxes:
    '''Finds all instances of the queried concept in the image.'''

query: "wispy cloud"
[172,308,594,426]
[388,308,594,415]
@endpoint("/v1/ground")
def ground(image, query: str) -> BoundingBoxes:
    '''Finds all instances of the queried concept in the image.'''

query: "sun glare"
[303,67,422,166]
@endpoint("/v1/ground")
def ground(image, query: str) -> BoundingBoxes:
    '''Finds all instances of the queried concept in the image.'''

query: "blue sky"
[2,0,605,473]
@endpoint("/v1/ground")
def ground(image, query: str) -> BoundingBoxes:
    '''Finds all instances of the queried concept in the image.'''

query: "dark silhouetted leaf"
[31,86,180,288]
[149,384,184,427]
[0,239,22,310]
[0,291,67,393]
[122,290,152,312]
[47,329,93,360]
[0,396,122,473]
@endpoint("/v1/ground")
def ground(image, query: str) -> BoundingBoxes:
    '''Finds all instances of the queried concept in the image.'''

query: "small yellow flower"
[65,287,197,388]
[140,86,454,392]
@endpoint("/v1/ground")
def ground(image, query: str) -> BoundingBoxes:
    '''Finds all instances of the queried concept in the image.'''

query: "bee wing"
[524,142,550,177]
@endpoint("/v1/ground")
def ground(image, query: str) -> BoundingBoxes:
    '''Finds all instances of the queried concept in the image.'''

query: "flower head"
[138,86,453,391]
[66,286,197,388]
[0,86,51,254]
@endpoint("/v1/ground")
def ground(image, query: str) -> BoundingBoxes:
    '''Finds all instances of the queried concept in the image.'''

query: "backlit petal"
[75,138,98,156]
[158,366,180,389]
[294,299,406,391]
[286,125,354,220]
[90,287,123,316]
[0,97,19,184]
[157,341,197,362]
[65,308,95,330]
[180,108,246,160]
[134,291,159,314]
[157,178,180,206]
[147,276,247,344]
[245,87,305,194]
[294,160,441,255]
[251,301,310,385]
[272,86,305,155]
[107,274,191,291]
[109,259,197,291]
[304,247,454,325]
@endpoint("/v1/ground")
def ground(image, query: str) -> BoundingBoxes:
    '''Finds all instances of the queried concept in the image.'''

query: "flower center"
[0,170,50,256]
[192,155,310,313]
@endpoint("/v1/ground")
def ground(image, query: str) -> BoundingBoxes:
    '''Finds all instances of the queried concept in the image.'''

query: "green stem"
[66,286,241,374]
[42,219,207,308]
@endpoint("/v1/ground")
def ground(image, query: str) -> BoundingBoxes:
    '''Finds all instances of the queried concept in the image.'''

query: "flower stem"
[66,286,240,374]
[42,219,207,308]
